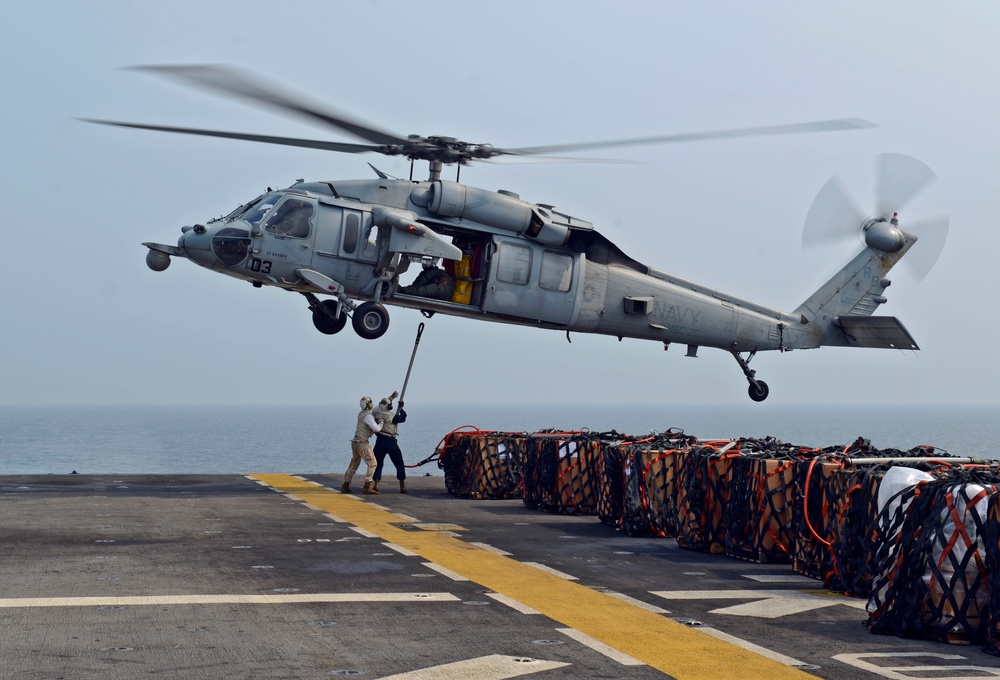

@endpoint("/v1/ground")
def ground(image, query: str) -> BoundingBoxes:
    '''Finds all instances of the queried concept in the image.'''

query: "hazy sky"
[1,2,995,407]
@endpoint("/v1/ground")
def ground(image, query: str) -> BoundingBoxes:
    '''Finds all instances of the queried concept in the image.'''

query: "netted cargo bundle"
[436,429,528,500]
[984,491,1000,654]
[867,465,1000,645]
[826,446,958,597]
[597,441,629,531]
[791,450,850,582]
[827,464,892,597]
[725,439,810,563]
[522,432,608,515]
[615,431,700,537]
[675,441,738,552]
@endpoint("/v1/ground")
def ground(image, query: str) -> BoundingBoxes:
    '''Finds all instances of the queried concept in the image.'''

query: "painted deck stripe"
[471,541,513,556]
[485,592,541,615]
[556,627,645,666]
[350,526,378,538]
[0,593,459,608]
[603,591,670,614]
[250,473,817,680]
[700,628,807,667]
[521,562,578,581]
[421,562,470,581]
[383,541,418,557]
[378,654,569,679]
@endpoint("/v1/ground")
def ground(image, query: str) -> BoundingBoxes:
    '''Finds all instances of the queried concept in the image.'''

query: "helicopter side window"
[263,199,314,238]
[343,213,360,254]
[539,251,573,292]
[496,243,532,285]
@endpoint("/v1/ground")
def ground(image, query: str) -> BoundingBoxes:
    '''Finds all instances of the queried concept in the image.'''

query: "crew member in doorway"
[373,392,407,493]
[342,396,382,495]
[399,258,454,300]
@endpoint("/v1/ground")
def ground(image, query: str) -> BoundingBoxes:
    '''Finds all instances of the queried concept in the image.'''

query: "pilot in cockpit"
[266,200,313,238]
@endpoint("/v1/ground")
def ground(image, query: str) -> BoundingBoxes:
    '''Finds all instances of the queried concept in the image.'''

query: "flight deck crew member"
[372,394,408,493]
[342,396,382,495]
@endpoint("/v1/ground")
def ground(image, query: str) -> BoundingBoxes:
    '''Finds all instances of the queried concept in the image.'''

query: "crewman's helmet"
[360,396,373,409]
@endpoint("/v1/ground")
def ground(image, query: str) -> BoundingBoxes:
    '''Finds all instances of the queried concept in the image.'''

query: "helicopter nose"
[178,224,217,267]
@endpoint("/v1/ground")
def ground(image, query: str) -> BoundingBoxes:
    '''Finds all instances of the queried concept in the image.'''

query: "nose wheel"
[731,350,770,402]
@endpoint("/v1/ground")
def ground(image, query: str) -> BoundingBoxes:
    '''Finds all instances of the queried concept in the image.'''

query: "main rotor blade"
[130,64,409,146]
[81,119,381,154]
[876,153,936,216]
[802,176,866,247]
[500,118,876,157]
[901,215,950,282]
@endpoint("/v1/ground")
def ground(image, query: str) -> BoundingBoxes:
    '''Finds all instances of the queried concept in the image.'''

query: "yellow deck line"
[251,474,816,680]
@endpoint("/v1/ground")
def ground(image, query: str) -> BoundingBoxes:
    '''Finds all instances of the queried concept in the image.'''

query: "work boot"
[362,481,379,495]
[373,479,380,492]
[399,480,407,494]
[340,481,351,494]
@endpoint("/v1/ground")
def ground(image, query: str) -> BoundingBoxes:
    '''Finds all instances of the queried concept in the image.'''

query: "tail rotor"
[803,153,949,282]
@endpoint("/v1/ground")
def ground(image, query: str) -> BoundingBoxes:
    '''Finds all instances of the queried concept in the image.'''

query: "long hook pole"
[398,322,425,406]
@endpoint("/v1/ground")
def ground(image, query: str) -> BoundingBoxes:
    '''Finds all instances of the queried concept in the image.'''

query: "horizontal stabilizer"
[837,316,918,350]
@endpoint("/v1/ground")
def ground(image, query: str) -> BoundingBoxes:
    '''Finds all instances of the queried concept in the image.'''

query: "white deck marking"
[471,542,512,556]
[522,562,578,581]
[700,628,807,666]
[651,589,867,618]
[421,562,470,581]
[349,526,378,538]
[834,651,1000,679]
[382,541,418,557]
[484,592,541,615]
[0,593,459,608]
[394,513,420,522]
[323,513,348,523]
[743,574,818,584]
[378,654,569,679]
[556,627,645,666]
[602,591,670,614]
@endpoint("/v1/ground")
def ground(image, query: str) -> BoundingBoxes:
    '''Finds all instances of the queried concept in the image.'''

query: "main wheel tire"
[312,300,347,335]
[748,381,770,402]
[352,301,390,340]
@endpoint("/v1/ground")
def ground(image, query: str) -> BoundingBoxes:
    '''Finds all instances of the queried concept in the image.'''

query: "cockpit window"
[262,197,314,238]
[237,193,282,226]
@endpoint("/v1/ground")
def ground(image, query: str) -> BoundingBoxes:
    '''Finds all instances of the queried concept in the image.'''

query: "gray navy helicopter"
[87,66,949,401]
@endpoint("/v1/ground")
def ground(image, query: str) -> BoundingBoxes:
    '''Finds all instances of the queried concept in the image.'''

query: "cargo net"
[435,428,527,500]
[522,432,617,515]
[675,441,739,552]
[597,430,699,537]
[722,438,817,564]
[803,443,958,597]
[866,465,1000,646]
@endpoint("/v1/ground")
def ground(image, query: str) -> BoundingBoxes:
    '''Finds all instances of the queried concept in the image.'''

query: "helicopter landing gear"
[311,299,347,335]
[730,349,770,402]
[352,301,390,340]
[303,293,350,335]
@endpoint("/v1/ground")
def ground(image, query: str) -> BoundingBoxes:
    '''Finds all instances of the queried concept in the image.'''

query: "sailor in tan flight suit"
[341,396,382,495]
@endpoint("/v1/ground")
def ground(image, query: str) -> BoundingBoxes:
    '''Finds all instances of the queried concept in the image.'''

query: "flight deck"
[1,473,998,679]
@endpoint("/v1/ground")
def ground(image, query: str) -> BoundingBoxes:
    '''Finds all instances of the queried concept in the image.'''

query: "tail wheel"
[352,301,390,340]
[748,381,770,402]
[312,300,347,335]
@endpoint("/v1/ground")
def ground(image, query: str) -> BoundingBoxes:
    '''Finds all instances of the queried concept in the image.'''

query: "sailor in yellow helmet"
[341,396,382,495]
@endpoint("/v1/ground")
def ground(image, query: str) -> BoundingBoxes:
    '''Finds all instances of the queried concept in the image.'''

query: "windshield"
[234,192,283,226]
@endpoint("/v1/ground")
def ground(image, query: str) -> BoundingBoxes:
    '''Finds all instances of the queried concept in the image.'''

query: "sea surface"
[1,403,997,476]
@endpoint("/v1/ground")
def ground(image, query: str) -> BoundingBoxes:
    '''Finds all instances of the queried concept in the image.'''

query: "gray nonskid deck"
[0,473,996,679]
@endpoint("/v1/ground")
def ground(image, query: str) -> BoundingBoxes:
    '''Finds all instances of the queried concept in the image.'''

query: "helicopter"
[86,65,949,402]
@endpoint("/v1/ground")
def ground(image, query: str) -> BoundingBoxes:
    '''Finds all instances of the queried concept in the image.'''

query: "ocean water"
[0,403,997,476]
